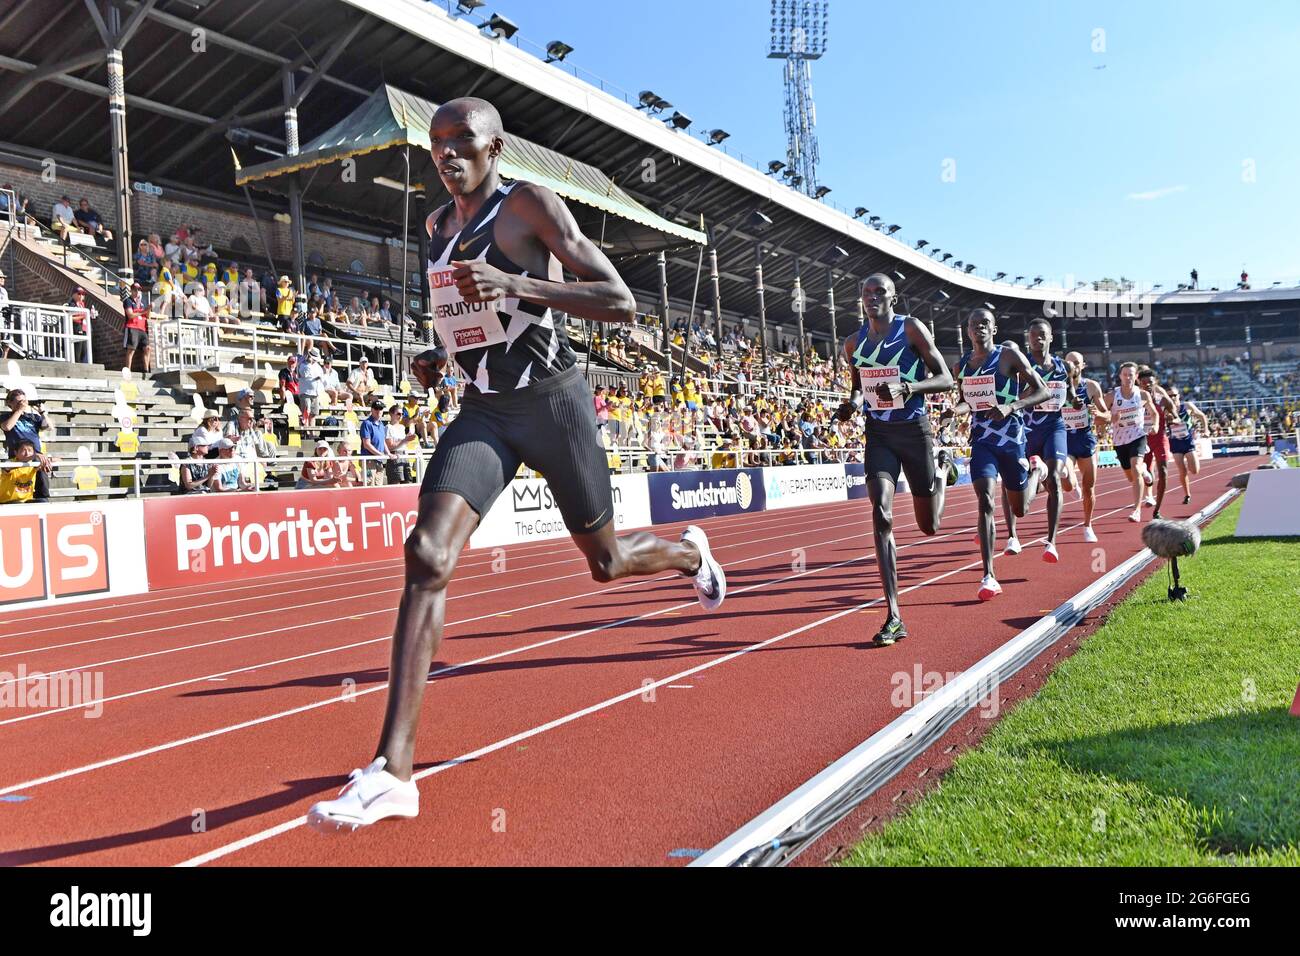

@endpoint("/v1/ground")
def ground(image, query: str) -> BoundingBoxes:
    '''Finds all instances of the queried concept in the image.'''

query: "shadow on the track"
[0,762,456,865]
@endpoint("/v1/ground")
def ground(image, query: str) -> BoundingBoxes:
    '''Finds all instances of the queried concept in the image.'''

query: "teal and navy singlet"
[958,346,1024,448]
[1025,354,1070,431]
[851,315,926,423]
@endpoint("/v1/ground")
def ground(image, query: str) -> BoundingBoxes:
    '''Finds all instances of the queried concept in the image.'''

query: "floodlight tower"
[769,0,828,198]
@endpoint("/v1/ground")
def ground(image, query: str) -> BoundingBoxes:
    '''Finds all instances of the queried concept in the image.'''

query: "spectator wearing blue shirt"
[2,389,53,502]
[359,399,389,483]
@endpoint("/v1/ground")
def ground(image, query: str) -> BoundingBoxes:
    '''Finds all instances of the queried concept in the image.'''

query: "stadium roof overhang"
[233,84,706,256]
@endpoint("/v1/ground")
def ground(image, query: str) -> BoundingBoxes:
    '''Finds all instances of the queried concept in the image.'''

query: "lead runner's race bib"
[1116,403,1141,430]
[428,265,507,354]
[860,366,902,410]
[1039,380,1068,413]
[962,374,997,412]
[1063,404,1089,430]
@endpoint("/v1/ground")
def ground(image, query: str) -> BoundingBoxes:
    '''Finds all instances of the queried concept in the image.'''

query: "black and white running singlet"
[426,181,578,397]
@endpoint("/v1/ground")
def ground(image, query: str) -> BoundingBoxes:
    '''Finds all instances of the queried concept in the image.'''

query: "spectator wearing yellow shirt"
[649,369,667,407]
[276,275,295,321]
[0,439,48,504]
[683,375,700,411]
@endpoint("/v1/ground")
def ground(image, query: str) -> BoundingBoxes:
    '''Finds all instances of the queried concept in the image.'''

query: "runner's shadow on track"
[1038,711,1300,854]
[0,764,452,865]
[182,669,390,697]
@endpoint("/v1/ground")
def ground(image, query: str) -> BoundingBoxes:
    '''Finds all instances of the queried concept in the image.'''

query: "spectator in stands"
[121,282,152,374]
[278,354,301,407]
[379,299,393,323]
[134,239,158,284]
[62,287,95,364]
[2,389,53,501]
[359,398,388,482]
[147,233,165,262]
[208,281,229,321]
[320,357,342,407]
[275,275,295,328]
[164,232,183,265]
[321,277,338,312]
[212,438,252,492]
[593,385,610,430]
[186,282,214,321]
[0,184,31,221]
[301,307,331,358]
[384,404,414,484]
[238,268,263,320]
[401,392,434,448]
[73,198,111,245]
[298,348,325,430]
[325,440,354,487]
[1239,269,1250,290]
[181,438,216,494]
[190,409,223,452]
[51,195,78,243]
[297,440,338,489]
[0,438,52,505]
[232,407,274,460]
[346,357,378,407]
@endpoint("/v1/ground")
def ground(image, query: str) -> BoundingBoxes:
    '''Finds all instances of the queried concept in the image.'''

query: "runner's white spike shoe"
[307,757,419,832]
[1004,536,1023,555]
[1129,509,1142,523]
[1043,542,1060,563]
[682,525,726,611]
[977,576,1002,602]
[1082,526,1098,543]
[1144,494,1157,507]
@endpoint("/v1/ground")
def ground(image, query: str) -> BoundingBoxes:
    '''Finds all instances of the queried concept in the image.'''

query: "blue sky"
[482,0,1300,290]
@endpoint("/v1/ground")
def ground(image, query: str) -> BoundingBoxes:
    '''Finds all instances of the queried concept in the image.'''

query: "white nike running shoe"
[1082,526,1098,543]
[1129,509,1142,523]
[1043,542,1060,563]
[977,576,1002,602]
[1004,536,1023,555]
[682,525,726,611]
[307,757,419,832]
[1144,494,1157,507]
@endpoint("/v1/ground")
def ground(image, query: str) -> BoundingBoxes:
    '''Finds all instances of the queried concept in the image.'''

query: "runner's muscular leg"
[375,491,480,780]
[870,476,902,619]
[570,521,701,582]
[975,476,998,577]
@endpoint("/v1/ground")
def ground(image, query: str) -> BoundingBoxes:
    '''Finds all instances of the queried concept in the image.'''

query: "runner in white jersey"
[1101,361,1159,523]
[1059,351,1110,542]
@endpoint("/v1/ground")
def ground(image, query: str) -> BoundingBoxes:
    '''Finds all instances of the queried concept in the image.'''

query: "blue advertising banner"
[648,468,766,524]
[843,462,870,500]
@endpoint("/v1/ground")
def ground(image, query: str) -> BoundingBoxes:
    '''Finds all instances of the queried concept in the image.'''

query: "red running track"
[0,457,1243,866]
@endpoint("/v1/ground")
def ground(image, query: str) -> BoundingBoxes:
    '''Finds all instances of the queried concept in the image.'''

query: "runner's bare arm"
[836,336,863,420]
[946,358,971,417]
[1187,401,1210,431]
[1087,379,1111,422]
[451,184,636,324]
[1005,347,1049,413]
[903,317,954,395]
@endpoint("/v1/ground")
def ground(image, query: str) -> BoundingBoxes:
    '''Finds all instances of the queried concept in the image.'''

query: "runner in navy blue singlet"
[837,273,954,646]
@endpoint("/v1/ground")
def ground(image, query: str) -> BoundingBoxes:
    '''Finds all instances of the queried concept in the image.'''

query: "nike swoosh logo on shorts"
[584,510,608,529]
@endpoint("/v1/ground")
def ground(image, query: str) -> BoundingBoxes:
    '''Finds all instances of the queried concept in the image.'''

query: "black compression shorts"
[864,415,938,498]
[420,365,614,534]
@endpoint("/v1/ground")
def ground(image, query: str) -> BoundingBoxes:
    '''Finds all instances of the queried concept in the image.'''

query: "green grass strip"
[841,498,1300,866]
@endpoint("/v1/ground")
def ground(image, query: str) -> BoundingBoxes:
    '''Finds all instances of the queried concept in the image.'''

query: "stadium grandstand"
[0,0,1297,504]
[1,0,1298,903]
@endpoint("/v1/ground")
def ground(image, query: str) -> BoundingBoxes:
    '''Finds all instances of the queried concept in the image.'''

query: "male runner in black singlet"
[309,98,726,830]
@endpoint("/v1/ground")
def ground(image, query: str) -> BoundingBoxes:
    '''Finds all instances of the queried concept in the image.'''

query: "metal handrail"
[1,300,94,364]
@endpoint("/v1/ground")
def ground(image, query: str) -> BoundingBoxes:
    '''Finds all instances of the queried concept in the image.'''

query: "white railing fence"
[1,300,94,364]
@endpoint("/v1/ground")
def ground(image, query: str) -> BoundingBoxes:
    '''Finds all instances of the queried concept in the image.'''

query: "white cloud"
[1126,184,1188,201]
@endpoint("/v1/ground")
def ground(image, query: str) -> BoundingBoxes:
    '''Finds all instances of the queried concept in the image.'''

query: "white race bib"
[1063,405,1089,431]
[1117,404,1141,430]
[1169,420,1190,440]
[1039,380,1068,413]
[962,374,997,412]
[427,266,507,354]
[860,366,902,410]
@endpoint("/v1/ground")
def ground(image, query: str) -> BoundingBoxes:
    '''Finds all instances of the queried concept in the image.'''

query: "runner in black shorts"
[836,274,953,646]
[309,97,727,832]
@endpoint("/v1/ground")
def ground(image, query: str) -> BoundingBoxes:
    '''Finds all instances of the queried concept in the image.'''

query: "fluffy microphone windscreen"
[1142,519,1202,559]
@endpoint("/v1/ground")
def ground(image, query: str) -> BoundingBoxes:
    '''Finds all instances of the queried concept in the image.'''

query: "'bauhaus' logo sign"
[0,511,109,605]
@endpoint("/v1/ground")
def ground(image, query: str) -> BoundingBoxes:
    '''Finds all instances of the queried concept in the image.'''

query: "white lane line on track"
[0,495,995,723]
[0,462,1182,731]
[0,460,1182,799]
[0,493,879,655]
[0,489,872,630]
[0,498,893,664]
[175,496,1148,868]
